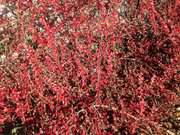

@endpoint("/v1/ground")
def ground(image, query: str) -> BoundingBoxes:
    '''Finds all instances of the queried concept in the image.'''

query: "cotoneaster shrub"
[0,0,179,135]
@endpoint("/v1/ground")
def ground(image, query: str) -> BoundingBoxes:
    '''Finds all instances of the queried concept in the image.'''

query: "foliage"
[0,0,179,134]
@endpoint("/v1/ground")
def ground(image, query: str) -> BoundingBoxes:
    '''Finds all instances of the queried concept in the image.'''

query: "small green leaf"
[25,35,38,50]
[0,42,5,53]
[91,43,99,53]
[11,126,22,135]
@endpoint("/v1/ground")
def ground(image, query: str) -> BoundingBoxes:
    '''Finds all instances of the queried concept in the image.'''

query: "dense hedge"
[0,0,179,134]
